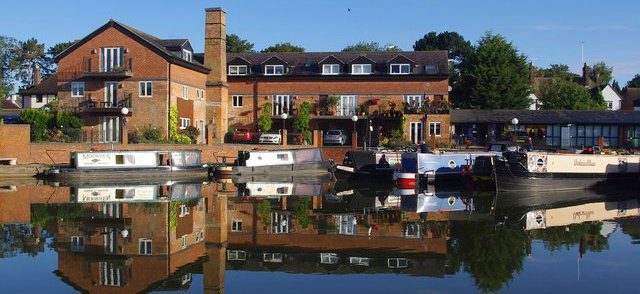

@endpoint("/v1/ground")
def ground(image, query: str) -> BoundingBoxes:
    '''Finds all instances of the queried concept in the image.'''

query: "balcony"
[74,92,133,115]
[59,57,133,81]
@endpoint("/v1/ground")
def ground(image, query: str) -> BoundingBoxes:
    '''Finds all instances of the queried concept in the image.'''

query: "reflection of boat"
[335,150,401,181]
[69,181,203,203]
[495,151,640,192]
[226,148,333,176]
[524,198,640,230]
[235,174,334,198]
[50,150,209,184]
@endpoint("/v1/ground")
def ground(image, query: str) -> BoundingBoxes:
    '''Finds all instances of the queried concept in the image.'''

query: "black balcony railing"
[59,57,134,80]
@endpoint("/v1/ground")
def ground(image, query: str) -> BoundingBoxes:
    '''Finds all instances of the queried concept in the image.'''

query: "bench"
[0,158,17,165]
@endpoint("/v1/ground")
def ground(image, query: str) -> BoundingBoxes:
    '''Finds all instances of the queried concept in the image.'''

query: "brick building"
[55,20,210,143]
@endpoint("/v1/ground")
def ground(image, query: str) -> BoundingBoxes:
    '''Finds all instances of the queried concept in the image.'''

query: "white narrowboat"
[230,148,333,176]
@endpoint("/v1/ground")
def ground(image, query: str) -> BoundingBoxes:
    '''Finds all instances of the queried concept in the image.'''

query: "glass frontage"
[546,124,619,147]
[626,126,640,148]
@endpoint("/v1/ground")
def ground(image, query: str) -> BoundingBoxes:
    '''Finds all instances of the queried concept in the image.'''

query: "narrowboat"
[69,181,204,203]
[50,150,209,184]
[494,151,640,192]
[335,150,402,181]
[523,198,640,230]
[393,151,493,188]
[227,148,333,176]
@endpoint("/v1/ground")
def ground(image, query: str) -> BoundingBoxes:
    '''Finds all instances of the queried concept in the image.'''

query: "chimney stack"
[204,7,229,143]
[33,64,42,85]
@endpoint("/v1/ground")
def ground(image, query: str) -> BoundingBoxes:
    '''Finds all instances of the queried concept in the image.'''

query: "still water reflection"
[0,178,639,293]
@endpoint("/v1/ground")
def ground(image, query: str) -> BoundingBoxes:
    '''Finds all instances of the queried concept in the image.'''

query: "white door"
[101,47,123,72]
[339,95,357,116]
[100,116,120,143]
[410,122,423,144]
[272,95,291,115]
[104,82,118,107]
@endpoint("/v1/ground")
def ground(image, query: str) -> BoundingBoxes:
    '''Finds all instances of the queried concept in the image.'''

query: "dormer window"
[322,64,340,75]
[390,64,410,74]
[265,65,284,75]
[229,65,248,75]
[351,64,372,75]
[425,63,438,74]
[182,49,192,62]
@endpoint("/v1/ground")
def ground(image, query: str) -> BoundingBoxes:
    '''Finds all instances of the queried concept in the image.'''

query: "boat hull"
[52,167,210,185]
[231,160,334,176]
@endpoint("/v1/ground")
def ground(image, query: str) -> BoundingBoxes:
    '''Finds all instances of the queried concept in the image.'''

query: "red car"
[231,128,259,143]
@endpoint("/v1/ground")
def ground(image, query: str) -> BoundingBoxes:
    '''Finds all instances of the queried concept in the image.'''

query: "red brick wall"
[0,125,30,163]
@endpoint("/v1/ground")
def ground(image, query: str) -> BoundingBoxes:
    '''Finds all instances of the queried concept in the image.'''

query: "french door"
[100,116,120,143]
[100,47,123,72]
[410,122,423,144]
[104,82,118,107]
[272,95,291,115]
[339,95,358,116]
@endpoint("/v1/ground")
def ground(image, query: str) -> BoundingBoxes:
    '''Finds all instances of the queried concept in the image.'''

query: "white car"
[259,131,282,144]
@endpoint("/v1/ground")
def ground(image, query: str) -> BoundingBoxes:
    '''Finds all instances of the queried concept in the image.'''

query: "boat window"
[159,154,170,166]
[115,189,125,199]
[115,155,124,164]
[277,153,289,161]
[276,187,289,194]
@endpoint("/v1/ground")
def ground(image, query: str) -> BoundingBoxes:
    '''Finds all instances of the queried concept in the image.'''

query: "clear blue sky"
[3,0,640,83]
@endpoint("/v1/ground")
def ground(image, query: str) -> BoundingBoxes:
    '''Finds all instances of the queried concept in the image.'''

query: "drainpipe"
[168,63,172,140]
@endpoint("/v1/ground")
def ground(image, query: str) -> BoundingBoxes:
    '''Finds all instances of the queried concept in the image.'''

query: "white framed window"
[229,65,248,75]
[195,230,204,242]
[182,85,188,98]
[336,214,356,235]
[390,64,410,74]
[99,261,123,286]
[232,219,243,232]
[349,257,370,266]
[194,89,204,100]
[179,118,191,130]
[227,250,247,261]
[179,204,190,216]
[351,64,372,75]
[232,95,243,107]
[429,122,441,136]
[71,236,84,252]
[425,63,438,74]
[403,223,421,238]
[71,82,85,97]
[182,49,192,62]
[404,95,423,108]
[181,235,188,249]
[322,64,340,75]
[272,95,291,116]
[607,101,613,110]
[138,238,152,255]
[265,64,285,75]
[263,253,283,263]
[387,258,409,269]
[100,116,120,143]
[271,212,290,234]
[139,81,152,97]
[320,253,339,264]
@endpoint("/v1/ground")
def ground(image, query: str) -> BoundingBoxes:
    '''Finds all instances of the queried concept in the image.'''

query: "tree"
[0,35,18,95]
[257,103,273,132]
[18,108,53,141]
[589,61,613,86]
[535,64,580,82]
[611,80,622,93]
[293,101,312,144]
[413,31,472,62]
[463,32,531,109]
[624,74,640,90]
[226,34,254,53]
[342,41,401,52]
[42,41,76,75]
[11,37,49,86]
[539,78,604,110]
[261,42,304,53]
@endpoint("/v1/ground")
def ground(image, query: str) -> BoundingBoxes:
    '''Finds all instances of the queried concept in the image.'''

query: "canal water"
[0,177,638,293]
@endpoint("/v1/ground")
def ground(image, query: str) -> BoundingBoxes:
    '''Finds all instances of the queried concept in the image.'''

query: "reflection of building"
[54,200,206,293]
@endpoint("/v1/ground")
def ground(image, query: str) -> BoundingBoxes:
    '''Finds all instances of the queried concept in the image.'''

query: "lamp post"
[280,112,288,132]
[351,115,358,148]
[120,107,129,143]
[511,117,518,143]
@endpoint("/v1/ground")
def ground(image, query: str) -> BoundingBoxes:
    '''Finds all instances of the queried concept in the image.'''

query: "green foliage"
[56,111,83,129]
[381,126,411,150]
[539,78,605,110]
[11,37,50,85]
[535,64,581,82]
[293,101,312,144]
[611,80,621,93]
[589,61,613,86]
[169,202,178,230]
[530,222,608,253]
[169,106,191,144]
[19,108,53,141]
[180,125,200,143]
[463,32,531,109]
[261,42,305,53]
[258,103,273,132]
[413,31,473,62]
[0,35,18,93]
[227,34,255,53]
[141,127,165,143]
[625,74,640,89]
[342,41,401,52]
[293,197,311,229]
[45,41,75,74]
[257,200,272,227]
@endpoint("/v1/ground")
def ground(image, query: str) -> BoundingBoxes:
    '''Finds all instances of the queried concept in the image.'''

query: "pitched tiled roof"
[1,99,21,110]
[55,20,209,73]
[226,51,449,76]
[19,73,58,95]
[450,109,640,124]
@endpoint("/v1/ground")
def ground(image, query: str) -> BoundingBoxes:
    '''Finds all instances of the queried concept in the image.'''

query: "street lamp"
[351,115,358,130]
[120,107,129,143]
[511,117,519,143]
[280,112,288,132]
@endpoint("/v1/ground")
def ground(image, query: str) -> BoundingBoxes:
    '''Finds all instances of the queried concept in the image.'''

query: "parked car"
[323,129,348,145]
[232,128,259,143]
[259,131,282,144]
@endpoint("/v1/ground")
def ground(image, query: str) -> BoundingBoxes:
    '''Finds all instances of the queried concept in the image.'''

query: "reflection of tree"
[449,221,528,292]
[31,203,84,228]
[1,224,46,257]
[292,197,311,229]
[530,222,609,254]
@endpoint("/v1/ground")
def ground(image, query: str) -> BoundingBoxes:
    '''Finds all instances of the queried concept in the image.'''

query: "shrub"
[168,106,191,144]
[56,111,83,129]
[19,109,54,141]
[258,103,273,132]
[180,126,200,143]
[142,127,165,143]
[293,101,312,144]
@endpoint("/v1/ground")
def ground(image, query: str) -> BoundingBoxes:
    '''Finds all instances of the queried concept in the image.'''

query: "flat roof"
[450,109,640,125]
